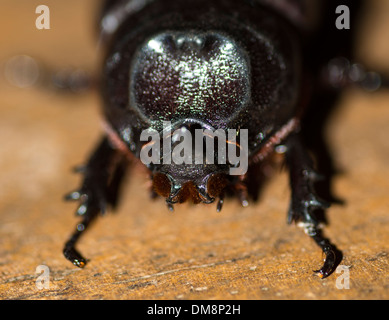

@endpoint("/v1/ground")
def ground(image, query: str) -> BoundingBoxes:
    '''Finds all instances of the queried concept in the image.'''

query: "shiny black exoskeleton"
[63,0,386,278]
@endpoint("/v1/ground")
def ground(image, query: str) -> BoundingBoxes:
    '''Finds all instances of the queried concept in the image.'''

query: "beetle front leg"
[285,133,338,278]
[63,136,128,267]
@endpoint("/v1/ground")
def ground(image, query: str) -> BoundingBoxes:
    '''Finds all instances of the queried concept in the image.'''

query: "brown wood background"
[0,0,388,300]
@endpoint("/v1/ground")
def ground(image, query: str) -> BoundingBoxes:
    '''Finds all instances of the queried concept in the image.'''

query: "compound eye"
[207,174,229,199]
[152,173,172,198]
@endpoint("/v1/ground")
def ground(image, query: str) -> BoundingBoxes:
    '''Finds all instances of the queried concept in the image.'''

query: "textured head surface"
[130,31,250,124]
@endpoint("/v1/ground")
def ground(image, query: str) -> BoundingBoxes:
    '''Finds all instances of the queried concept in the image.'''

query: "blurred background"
[0,0,388,300]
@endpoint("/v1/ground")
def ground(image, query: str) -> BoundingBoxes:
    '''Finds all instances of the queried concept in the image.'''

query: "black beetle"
[63,0,388,278]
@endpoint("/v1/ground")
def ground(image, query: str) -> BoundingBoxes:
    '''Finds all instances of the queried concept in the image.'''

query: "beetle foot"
[63,204,100,268]
[63,244,87,268]
[285,134,340,278]
[63,137,128,268]
[63,183,106,267]
[294,221,340,279]
[287,169,337,278]
[288,193,337,278]
[298,223,339,279]
[313,249,337,279]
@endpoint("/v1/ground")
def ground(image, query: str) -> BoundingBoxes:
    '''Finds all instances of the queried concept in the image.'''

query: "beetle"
[63,0,388,278]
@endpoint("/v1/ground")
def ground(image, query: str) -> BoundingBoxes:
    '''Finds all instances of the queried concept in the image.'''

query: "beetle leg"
[324,57,389,92]
[285,133,338,278]
[64,136,128,267]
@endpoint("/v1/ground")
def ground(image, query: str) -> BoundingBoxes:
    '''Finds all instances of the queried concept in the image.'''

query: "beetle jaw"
[166,180,216,205]
[152,169,229,208]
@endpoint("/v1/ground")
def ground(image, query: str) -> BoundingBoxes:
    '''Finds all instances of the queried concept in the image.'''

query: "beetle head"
[148,120,231,208]
[130,30,250,126]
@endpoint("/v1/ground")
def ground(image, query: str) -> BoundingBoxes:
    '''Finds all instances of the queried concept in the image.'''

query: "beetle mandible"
[63,0,387,278]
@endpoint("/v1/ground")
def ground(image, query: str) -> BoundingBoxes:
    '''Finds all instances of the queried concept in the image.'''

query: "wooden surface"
[0,0,389,300]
